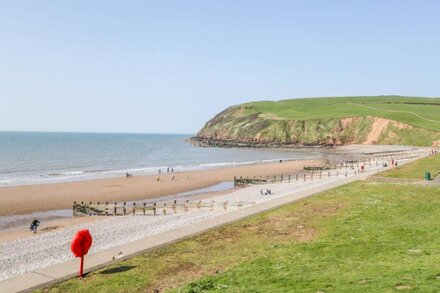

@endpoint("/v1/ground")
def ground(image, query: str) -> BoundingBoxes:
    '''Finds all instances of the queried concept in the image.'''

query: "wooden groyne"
[73,199,256,217]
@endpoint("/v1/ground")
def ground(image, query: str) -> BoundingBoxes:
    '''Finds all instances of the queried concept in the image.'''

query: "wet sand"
[0,159,324,216]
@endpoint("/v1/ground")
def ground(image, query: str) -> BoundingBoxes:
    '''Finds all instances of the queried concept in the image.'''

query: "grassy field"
[245,96,440,132]
[40,157,440,292]
[380,154,440,180]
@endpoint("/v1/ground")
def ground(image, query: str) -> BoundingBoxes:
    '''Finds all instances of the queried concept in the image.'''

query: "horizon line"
[0,130,195,136]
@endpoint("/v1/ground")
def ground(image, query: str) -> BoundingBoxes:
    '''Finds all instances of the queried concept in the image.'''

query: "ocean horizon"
[0,131,319,186]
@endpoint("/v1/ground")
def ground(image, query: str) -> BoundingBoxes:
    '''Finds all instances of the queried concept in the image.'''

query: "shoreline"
[0,158,324,217]
[0,155,319,188]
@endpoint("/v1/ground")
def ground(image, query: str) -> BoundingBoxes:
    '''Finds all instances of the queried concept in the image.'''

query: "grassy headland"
[40,155,440,292]
[195,96,440,147]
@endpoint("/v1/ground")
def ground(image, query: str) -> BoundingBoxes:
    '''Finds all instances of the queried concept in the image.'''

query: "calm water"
[0,132,319,186]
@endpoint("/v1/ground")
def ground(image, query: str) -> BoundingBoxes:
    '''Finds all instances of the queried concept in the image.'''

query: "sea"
[0,131,320,187]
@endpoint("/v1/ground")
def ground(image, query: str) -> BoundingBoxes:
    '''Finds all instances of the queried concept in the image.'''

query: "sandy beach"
[0,159,324,216]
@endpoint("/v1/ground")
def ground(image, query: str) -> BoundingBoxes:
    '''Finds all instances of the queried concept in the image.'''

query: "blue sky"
[1,1,439,134]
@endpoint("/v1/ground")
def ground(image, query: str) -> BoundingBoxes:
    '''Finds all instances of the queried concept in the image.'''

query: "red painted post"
[80,255,84,277]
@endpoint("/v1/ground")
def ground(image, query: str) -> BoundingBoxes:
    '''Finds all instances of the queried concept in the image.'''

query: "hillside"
[194,96,440,147]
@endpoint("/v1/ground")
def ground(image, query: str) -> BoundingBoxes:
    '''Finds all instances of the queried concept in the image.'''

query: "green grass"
[245,96,440,132]
[39,164,440,292]
[380,155,440,180]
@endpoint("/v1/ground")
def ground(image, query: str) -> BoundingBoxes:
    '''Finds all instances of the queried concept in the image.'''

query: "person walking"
[30,218,40,234]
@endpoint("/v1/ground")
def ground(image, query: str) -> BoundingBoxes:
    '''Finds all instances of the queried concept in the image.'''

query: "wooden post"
[288,174,290,182]
[296,174,298,181]
[197,201,201,210]
[163,203,167,215]
[304,174,306,182]
[132,202,136,216]
[73,201,77,217]
[328,171,330,177]
[123,202,126,216]
[143,203,146,215]
[153,203,157,216]
[281,175,283,182]
[114,202,117,216]
[173,200,177,213]
[184,200,189,212]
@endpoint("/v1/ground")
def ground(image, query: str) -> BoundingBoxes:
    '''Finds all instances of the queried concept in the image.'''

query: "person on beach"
[171,168,174,173]
[159,169,161,175]
[260,189,264,196]
[30,218,40,234]
[167,167,169,173]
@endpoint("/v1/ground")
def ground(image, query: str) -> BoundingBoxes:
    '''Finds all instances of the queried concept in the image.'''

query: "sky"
[1,1,439,134]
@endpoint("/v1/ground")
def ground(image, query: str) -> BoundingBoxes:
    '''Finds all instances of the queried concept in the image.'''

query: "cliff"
[193,96,440,148]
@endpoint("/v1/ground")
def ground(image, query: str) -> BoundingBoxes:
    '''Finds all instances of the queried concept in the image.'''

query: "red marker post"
[70,229,93,278]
